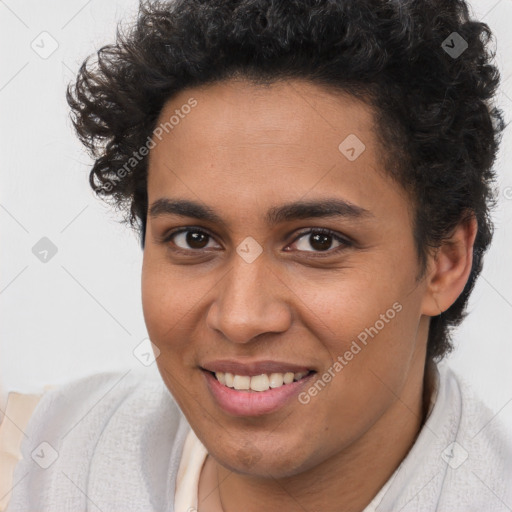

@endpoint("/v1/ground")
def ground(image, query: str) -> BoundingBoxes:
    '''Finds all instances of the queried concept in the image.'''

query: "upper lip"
[201,360,315,377]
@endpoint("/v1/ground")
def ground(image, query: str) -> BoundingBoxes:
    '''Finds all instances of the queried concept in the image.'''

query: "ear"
[421,214,478,316]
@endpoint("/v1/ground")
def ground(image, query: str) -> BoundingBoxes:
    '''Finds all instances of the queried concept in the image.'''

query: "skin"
[141,78,476,512]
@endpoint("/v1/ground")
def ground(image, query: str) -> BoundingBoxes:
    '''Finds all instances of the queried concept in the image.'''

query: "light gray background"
[1,0,511,431]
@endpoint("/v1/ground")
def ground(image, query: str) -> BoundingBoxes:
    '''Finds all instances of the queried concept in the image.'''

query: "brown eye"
[308,232,333,251]
[288,228,352,255]
[184,230,209,249]
[165,228,220,252]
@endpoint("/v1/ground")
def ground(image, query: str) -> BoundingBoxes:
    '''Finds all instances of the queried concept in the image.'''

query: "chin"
[212,438,316,479]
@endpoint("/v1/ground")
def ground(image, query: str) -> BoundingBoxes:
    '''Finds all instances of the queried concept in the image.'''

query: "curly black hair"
[66,0,505,361]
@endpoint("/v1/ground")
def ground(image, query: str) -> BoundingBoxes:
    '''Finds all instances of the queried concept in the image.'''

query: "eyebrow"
[148,197,373,227]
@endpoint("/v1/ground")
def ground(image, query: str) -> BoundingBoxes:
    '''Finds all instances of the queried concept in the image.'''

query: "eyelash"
[160,226,353,257]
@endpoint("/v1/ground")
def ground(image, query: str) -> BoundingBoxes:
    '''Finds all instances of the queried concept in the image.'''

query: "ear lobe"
[420,215,478,317]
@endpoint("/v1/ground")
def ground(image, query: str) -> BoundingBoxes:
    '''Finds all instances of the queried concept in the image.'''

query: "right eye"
[162,227,221,254]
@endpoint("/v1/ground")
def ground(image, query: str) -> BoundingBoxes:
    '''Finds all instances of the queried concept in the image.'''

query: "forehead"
[153,78,374,151]
[146,78,411,225]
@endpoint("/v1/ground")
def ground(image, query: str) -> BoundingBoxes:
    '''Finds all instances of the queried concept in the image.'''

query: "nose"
[205,255,292,344]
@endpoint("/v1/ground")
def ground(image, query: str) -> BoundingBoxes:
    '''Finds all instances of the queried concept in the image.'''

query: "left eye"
[287,228,351,254]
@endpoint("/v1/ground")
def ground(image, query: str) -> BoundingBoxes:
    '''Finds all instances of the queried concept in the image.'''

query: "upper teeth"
[215,371,309,392]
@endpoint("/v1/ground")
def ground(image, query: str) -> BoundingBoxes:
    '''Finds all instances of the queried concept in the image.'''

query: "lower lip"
[202,370,316,416]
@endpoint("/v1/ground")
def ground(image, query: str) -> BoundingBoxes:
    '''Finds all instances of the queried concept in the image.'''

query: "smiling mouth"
[206,370,316,392]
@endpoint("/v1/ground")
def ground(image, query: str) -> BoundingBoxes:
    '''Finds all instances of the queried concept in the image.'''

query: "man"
[7,1,511,511]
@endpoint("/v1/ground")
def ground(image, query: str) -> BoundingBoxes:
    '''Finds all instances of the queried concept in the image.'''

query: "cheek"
[289,263,403,341]
[316,287,424,417]
[142,252,190,330]
[298,263,422,394]
[141,259,197,403]
[141,254,186,347]
[141,263,166,338]
[141,252,212,378]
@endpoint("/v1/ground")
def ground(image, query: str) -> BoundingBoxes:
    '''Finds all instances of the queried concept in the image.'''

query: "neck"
[199,354,436,512]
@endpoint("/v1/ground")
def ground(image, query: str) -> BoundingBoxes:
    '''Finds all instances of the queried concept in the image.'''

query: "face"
[141,78,431,478]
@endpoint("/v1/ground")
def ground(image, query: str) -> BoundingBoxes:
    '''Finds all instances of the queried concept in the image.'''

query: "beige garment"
[0,392,46,512]
[173,427,209,512]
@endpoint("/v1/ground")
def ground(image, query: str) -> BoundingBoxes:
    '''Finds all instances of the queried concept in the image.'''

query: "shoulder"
[6,368,191,511]
[376,363,512,512]
[443,364,512,456]
[14,369,164,456]
[21,368,161,436]
[437,364,512,510]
